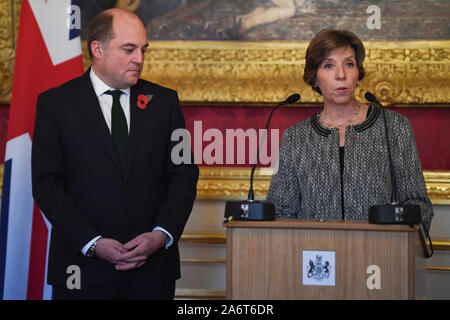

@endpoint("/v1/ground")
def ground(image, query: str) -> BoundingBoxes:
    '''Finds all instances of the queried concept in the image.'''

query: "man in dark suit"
[31,8,198,299]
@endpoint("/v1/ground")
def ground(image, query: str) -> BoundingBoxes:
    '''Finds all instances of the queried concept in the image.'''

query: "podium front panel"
[225,220,425,300]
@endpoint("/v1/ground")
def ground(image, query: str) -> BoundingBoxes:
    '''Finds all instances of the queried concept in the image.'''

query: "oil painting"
[79,0,449,41]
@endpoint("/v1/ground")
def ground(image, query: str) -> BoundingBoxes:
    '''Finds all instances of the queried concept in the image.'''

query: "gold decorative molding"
[1,0,449,106]
[197,166,273,200]
[180,233,226,243]
[93,40,450,106]
[423,171,450,205]
[0,164,448,204]
[426,266,450,272]
[429,239,450,251]
[0,0,20,104]
[197,167,450,205]
[180,258,226,264]
[175,288,226,300]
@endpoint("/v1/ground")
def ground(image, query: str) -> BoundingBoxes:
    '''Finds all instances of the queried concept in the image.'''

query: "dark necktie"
[104,90,128,168]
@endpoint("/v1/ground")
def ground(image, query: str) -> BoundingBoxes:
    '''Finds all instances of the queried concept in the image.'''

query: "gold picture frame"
[197,167,450,205]
[1,0,449,106]
[0,164,449,204]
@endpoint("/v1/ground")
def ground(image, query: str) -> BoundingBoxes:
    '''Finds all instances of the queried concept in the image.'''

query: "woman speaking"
[266,29,433,231]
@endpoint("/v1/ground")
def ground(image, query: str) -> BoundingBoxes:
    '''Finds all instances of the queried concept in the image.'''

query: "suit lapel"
[77,70,123,171]
[125,81,148,181]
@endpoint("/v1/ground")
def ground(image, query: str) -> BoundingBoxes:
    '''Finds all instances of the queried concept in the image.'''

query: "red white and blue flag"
[0,0,83,300]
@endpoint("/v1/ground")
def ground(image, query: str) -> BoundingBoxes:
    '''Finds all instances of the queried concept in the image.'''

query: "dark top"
[339,105,373,219]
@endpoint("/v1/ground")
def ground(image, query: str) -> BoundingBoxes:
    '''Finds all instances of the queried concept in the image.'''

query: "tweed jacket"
[266,105,433,231]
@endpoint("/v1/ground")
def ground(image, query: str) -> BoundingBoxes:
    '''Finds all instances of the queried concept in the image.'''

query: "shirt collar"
[89,68,130,97]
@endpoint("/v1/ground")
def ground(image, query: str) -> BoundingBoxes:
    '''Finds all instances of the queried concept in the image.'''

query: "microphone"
[224,93,301,222]
[248,93,301,201]
[365,92,398,204]
[365,92,421,228]
[281,93,301,105]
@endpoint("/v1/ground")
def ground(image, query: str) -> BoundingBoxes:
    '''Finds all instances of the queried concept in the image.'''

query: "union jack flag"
[0,0,83,300]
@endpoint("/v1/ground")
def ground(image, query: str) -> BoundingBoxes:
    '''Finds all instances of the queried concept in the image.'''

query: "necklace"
[319,103,361,129]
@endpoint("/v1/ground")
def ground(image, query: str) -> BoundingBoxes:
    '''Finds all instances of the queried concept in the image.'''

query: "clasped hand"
[95,231,168,271]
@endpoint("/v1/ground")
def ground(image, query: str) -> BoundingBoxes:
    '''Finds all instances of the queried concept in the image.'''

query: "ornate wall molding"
[86,40,450,106]
[1,0,449,106]
[0,164,448,204]
[0,0,20,104]
[197,167,450,205]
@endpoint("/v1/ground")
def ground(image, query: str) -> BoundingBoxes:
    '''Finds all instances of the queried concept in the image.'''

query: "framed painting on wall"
[1,0,449,105]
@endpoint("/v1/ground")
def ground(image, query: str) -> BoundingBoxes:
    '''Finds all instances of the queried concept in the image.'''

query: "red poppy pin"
[137,94,153,109]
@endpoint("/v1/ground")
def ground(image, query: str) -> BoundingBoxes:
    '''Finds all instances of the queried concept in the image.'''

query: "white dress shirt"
[81,69,173,255]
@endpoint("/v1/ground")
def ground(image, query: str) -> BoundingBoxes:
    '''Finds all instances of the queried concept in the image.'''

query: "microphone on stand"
[365,92,421,227]
[248,93,301,201]
[365,91,433,257]
[364,92,399,205]
[224,93,301,222]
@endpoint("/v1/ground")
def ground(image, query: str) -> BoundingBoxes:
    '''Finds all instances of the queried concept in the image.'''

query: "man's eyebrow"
[121,43,149,48]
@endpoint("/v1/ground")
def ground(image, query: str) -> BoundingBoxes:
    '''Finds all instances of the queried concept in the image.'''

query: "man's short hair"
[86,11,115,58]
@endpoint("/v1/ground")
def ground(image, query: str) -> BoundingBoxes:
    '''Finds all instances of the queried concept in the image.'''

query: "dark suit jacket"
[32,70,198,287]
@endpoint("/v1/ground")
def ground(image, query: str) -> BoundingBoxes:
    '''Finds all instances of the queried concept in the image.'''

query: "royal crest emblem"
[302,250,335,286]
[307,254,331,281]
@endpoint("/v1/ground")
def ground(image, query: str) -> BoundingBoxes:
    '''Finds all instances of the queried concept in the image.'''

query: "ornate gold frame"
[0,165,448,204]
[0,0,20,104]
[1,0,449,106]
[197,167,450,205]
[122,40,450,106]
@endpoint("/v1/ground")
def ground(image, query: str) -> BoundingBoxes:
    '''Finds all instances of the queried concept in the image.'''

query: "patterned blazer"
[266,105,433,231]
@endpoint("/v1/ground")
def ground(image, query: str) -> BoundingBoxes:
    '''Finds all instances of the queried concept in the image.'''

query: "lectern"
[225,219,427,299]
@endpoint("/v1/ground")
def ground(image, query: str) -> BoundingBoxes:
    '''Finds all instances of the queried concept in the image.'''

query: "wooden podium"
[225,219,428,300]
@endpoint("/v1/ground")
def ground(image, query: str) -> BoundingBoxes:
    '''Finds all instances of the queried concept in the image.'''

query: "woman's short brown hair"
[303,29,366,95]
